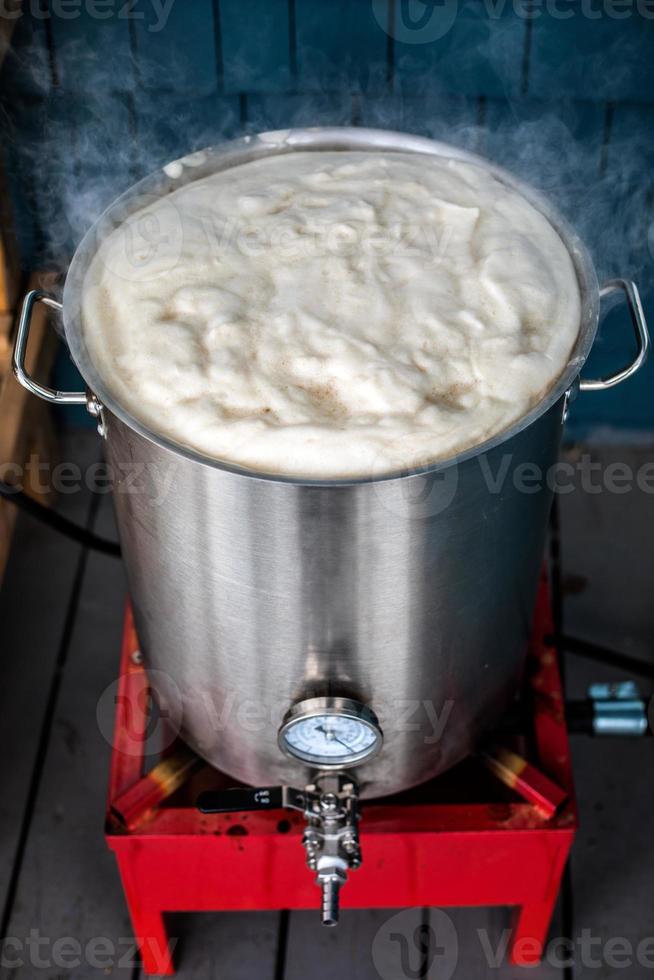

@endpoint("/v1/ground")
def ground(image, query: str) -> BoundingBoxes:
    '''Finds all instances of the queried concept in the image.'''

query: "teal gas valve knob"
[587,681,649,736]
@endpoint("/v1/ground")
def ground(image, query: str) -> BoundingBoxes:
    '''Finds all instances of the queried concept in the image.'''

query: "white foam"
[82,150,581,477]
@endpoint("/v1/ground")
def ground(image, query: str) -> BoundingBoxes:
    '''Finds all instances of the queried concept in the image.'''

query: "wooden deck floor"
[1,430,652,979]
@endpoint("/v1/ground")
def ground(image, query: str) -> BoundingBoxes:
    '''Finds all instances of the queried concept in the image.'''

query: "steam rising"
[0,14,651,305]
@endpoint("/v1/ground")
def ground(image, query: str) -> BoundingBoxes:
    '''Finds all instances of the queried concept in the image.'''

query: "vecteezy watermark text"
[95,200,459,285]
[0,930,177,972]
[0,455,176,506]
[373,0,654,46]
[372,909,654,979]
[3,452,654,514]
[96,671,457,757]
[0,0,176,32]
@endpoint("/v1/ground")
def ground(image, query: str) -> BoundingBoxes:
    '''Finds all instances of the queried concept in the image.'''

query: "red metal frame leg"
[114,853,175,975]
[135,911,174,976]
[510,901,551,965]
[509,851,570,966]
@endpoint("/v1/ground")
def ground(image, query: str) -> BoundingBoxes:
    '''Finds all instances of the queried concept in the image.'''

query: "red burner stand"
[105,577,577,975]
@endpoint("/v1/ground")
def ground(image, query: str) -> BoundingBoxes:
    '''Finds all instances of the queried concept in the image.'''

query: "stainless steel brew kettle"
[12,128,649,806]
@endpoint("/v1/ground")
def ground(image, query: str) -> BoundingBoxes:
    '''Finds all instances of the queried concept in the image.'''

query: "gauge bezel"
[278,696,383,768]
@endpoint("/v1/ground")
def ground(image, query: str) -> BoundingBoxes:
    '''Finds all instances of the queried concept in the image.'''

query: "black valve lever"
[198,785,307,814]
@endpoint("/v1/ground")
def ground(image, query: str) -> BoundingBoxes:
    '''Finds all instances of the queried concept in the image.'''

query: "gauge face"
[278,697,382,768]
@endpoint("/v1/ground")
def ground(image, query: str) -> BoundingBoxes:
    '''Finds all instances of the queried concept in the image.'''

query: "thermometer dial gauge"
[278,697,383,768]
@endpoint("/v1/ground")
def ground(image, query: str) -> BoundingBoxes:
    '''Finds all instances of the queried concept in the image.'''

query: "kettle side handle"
[12,289,88,405]
[579,279,649,392]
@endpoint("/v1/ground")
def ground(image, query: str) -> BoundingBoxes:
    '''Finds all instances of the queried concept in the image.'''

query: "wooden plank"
[5,15,135,261]
[221,0,292,94]
[1,33,129,264]
[0,159,21,314]
[295,0,389,93]
[562,446,650,980]
[441,906,565,978]
[0,3,51,99]
[483,95,612,431]
[568,731,654,978]
[392,0,526,99]
[131,0,217,95]
[0,426,52,589]
[0,490,136,979]
[482,97,605,192]
[0,274,57,474]
[358,92,481,149]
[48,7,136,94]
[527,14,654,103]
[246,92,352,130]
[561,523,654,980]
[0,429,98,919]
[0,273,59,584]
[1,492,281,978]
[284,904,565,978]
[164,911,279,979]
[0,2,25,314]
[133,92,242,168]
[0,312,12,379]
[0,91,75,269]
[558,446,654,662]
[0,0,21,67]
[66,90,137,228]
[0,8,56,269]
[587,101,654,281]
[566,102,654,435]
[283,907,422,980]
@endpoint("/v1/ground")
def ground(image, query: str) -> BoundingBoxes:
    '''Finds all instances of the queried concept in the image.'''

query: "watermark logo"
[371,912,654,976]
[94,194,184,284]
[366,449,654,523]
[370,445,460,521]
[198,213,455,263]
[96,667,183,756]
[372,0,459,44]
[372,908,458,980]
[372,0,654,44]
[93,206,455,285]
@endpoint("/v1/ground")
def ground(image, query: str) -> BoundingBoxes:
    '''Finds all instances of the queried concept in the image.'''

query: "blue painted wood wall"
[1,0,653,436]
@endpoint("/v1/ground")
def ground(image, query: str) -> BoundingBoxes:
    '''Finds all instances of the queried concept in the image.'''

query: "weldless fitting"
[197,772,362,927]
[320,870,347,926]
[301,772,362,927]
